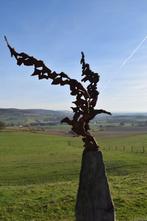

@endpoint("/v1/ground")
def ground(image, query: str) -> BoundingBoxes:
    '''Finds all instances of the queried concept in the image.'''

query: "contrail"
[101,35,147,90]
[119,35,147,69]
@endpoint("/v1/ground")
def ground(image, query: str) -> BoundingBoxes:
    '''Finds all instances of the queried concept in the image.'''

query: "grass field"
[0,131,147,221]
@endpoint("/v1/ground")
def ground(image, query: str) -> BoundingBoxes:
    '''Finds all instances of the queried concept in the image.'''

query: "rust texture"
[5,36,111,150]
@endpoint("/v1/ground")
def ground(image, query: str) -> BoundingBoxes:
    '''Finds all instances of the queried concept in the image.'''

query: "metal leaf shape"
[51,77,62,85]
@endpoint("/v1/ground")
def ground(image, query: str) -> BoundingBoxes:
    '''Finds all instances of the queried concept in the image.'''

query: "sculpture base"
[75,148,115,221]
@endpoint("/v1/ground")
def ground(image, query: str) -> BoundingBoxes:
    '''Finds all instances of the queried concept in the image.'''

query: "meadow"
[0,131,147,221]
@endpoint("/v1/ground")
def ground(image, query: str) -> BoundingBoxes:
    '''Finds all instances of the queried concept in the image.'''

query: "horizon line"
[0,107,147,114]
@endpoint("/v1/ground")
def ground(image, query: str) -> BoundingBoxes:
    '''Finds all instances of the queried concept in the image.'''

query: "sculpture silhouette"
[5,36,111,150]
[5,36,115,221]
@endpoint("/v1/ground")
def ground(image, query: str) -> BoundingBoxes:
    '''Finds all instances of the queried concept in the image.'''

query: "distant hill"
[0,108,72,126]
[0,108,147,128]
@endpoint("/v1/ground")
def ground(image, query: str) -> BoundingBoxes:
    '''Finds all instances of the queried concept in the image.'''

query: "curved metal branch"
[5,36,111,150]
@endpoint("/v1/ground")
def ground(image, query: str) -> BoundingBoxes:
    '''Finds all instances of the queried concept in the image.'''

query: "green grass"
[0,131,147,221]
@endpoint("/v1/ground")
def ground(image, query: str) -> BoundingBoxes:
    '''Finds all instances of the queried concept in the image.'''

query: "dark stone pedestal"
[75,149,115,221]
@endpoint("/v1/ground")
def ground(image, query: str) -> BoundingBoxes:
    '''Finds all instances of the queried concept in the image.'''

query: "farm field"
[0,131,147,221]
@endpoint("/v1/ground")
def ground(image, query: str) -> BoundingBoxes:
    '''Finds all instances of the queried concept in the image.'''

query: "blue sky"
[0,0,147,112]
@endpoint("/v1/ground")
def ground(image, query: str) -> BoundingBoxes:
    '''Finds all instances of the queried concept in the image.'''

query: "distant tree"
[99,124,104,131]
[120,121,125,126]
[0,121,5,131]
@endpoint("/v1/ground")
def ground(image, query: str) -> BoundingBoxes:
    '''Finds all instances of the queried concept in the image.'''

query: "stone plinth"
[75,149,115,221]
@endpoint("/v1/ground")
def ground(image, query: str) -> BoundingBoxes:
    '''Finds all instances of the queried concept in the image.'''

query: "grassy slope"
[0,131,147,221]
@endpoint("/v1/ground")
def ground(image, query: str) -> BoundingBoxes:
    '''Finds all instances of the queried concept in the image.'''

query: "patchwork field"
[0,131,147,221]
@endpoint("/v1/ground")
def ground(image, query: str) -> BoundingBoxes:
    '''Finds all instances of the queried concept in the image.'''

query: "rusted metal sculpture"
[5,36,111,150]
[5,36,115,221]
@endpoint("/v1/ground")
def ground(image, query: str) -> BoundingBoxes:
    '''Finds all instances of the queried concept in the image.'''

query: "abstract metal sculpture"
[5,36,111,150]
[5,37,115,221]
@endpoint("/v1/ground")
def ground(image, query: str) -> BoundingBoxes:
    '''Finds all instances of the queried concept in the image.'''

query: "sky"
[0,0,147,112]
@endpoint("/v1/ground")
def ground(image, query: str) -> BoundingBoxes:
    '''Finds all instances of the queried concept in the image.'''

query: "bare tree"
[5,36,115,221]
